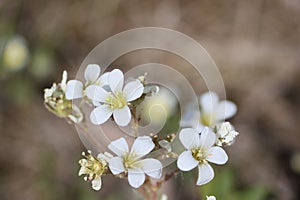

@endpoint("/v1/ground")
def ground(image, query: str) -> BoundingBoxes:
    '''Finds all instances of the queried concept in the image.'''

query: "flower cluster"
[44,65,240,199]
[181,91,239,146]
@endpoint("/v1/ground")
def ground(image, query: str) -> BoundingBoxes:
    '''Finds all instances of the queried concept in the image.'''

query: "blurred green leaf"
[29,47,55,81]
[4,75,35,105]
[200,167,270,200]
[236,185,269,200]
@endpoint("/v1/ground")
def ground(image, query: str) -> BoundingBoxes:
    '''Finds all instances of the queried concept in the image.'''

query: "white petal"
[109,69,124,93]
[85,85,108,102]
[215,101,237,121]
[131,136,155,158]
[108,137,129,157]
[84,64,100,82]
[206,146,228,165]
[123,80,144,102]
[65,80,83,100]
[92,100,102,107]
[128,168,145,188]
[91,177,102,191]
[113,106,131,127]
[179,128,200,150]
[97,72,110,86]
[90,105,112,125]
[142,158,162,179]
[61,70,68,91]
[199,127,216,150]
[200,92,219,113]
[78,164,87,176]
[193,123,205,133]
[177,150,198,171]
[97,152,113,162]
[196,163,214,185]
[108,156,125,175]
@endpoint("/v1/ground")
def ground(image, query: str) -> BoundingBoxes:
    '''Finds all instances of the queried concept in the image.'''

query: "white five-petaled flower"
[108,136,162,188]
[65,64,110,100]
[177,127,228,185]
[180,91,237,132]
[86,69,144,126]
[215,122,239,146]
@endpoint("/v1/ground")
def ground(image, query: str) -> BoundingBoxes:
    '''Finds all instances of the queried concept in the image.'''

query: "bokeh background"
[0,0,300,200]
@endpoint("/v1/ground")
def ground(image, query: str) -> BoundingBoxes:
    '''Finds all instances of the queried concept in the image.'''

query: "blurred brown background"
[0,0,300,200]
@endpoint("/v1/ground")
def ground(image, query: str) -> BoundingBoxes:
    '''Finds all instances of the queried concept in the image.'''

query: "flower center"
[200,112,214,127]
[92,161,105,175]
[80,154,106,178]
[122,152,141,169]
[105,92,127,110]
[192,148,207,164]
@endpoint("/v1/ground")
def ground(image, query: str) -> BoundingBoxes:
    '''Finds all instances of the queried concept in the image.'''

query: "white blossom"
[215,122,239,146]
[65,64,110,100]
[86,69,144,126]
[108,136,162,188]
[177,127,228,185]
[206,195,216,200]
[78,151,112,191]
[180,91,237,132]
[44,70,83,123]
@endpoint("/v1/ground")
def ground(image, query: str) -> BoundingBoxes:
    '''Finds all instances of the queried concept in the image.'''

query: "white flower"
[78,151,112,191]
[140,88,177,125]
[177,127,228,185]
[206,195,216,200]
[44,70,83,123]
[215,122,239,146]
[180,91,237,132]
[108,136,162,188]
[86,69,144,126]
[65,64,110,100]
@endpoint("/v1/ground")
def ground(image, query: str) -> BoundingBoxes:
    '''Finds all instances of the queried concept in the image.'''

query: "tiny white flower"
[65,64,110,100]
[206,195,216,200]
[78,151,111,191]
[44,70,83,123]
[86,69,144,126]
[108,136,162,188]
[215,122,239,146]
[180,91,237,132]
[177,127,228,185]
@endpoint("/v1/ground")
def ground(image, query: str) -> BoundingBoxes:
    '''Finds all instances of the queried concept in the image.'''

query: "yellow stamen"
[105,92,127,109]
[192,148,208,164]
[122,152,142,169]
